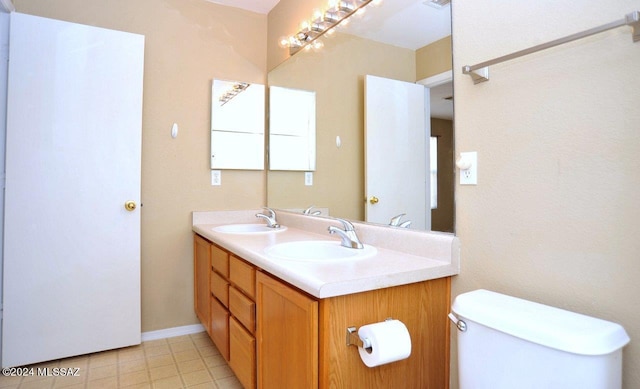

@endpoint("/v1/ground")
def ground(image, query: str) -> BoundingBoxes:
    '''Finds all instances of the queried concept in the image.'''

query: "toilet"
[449,289,630,389]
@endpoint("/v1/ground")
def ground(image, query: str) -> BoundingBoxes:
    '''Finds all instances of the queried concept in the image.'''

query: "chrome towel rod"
[463,11,640,84]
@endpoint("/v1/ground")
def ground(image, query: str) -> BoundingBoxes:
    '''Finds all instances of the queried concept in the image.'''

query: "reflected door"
[364,75,430,230]
[2,13,144,367]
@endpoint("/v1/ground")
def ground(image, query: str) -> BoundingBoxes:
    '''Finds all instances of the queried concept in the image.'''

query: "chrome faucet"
[398,220,412,228]
[328,218,364,249]
[389,213,412,228]
[389,213,406,226]
[255,207,280,228]
[303,205,321,216]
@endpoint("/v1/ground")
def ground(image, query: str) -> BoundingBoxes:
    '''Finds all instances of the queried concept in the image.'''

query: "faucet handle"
[262,207,276,218]
[389,213,406,226]
[334,217,355,231]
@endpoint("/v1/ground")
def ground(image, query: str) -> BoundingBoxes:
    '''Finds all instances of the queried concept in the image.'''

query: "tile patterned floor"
[0,332,242,388]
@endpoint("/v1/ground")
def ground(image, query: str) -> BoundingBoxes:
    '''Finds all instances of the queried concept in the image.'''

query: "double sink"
[212,223,377,262]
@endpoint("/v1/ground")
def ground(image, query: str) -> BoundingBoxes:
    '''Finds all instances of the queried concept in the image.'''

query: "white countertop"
[192,210,460,299]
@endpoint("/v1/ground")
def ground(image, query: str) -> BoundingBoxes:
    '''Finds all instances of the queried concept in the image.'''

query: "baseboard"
[141,324,205,342]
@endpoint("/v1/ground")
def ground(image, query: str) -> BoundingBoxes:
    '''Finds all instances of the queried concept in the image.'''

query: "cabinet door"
[256,272,318,389]
[229,317,256,389]
[194,235,211,332]
[211,296,230,361]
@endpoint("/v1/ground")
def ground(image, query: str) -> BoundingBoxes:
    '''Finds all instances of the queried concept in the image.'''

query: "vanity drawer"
[229,286,255,333]
[229,255,255,298]
[211,245,229,278]
[229,316,256,389]
[210,271,229,307]
[210,296,230,361]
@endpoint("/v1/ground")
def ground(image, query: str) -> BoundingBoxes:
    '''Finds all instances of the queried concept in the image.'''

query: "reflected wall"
[267,32,415,220]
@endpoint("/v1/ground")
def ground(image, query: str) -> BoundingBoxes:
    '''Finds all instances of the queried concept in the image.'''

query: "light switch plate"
[305,172,313,186]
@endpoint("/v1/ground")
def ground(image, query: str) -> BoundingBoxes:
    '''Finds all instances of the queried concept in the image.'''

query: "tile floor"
[0,332,242,388]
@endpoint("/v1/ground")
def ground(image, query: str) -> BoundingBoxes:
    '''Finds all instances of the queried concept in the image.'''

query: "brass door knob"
[369,196,379,204]
[124,201,137,211]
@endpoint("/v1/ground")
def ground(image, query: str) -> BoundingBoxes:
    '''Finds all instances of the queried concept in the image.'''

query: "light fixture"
[279,0,376,55]
[218,82,250,106]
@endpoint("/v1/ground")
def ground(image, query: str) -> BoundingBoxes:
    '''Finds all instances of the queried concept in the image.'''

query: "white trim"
[141,324,206,342]
[417,70,453,88]
[0,0,15,13]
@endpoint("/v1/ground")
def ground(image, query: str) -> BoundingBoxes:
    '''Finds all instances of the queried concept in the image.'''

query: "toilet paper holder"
[346,326,372,352]
[347,317,394,351]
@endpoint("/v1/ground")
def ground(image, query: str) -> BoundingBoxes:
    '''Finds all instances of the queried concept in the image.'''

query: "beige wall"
[452,1,640,388]
[267,33,415,220]
[15,0,267,332]
[416,35,452,80]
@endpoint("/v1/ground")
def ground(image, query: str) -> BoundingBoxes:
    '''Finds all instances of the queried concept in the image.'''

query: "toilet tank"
[451,289,630,389]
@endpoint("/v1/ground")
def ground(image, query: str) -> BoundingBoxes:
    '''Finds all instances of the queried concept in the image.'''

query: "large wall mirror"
[269,86,317,171]
[267,0,454,233]
[211,79,265,170]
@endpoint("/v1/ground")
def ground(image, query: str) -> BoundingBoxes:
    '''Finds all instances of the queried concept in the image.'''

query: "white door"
[2,13,144,367]
[364,75,430,230]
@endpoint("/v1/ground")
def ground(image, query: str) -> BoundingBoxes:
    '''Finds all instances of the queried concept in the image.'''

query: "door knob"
[124,201,137,211]
[369,196,379,204]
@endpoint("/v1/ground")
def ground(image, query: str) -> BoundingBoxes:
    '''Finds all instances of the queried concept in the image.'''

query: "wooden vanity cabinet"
[194,234,256,388]
[195,233,451,389]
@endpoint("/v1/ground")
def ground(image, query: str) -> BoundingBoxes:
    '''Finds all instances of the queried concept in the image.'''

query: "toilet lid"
[451,289,630,355]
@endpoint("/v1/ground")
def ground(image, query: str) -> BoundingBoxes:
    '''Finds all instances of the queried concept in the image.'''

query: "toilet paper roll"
[357,319,412,368]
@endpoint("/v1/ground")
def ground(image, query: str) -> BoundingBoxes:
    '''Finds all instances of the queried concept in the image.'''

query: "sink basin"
[264,240,377,261]
[213,224,287,234]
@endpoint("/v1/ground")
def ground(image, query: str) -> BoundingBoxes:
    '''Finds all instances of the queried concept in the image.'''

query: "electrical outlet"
[211,170,221,186]
[305,172,313,186]
[459,152,477,185]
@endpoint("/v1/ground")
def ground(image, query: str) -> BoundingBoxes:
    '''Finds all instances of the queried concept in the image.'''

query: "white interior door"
[365,75,430,230]
[2,13,144,367]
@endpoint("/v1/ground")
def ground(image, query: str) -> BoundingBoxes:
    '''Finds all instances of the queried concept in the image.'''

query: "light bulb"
[289,36,301,48]
[312,9,324,21]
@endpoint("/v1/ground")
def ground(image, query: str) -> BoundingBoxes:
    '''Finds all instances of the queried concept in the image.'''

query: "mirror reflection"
[211,79,265,170]
[269,86,317,171]
[267,0,453,233]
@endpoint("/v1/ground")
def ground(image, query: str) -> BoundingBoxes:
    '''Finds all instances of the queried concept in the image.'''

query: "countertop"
[192,210,459,299]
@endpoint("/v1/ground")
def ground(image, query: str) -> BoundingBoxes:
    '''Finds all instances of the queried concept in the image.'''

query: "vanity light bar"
[280,0,377,55]
[218,82,250,106]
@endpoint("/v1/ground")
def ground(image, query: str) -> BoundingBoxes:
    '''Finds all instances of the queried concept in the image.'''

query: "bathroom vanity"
[192,210,459,388]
